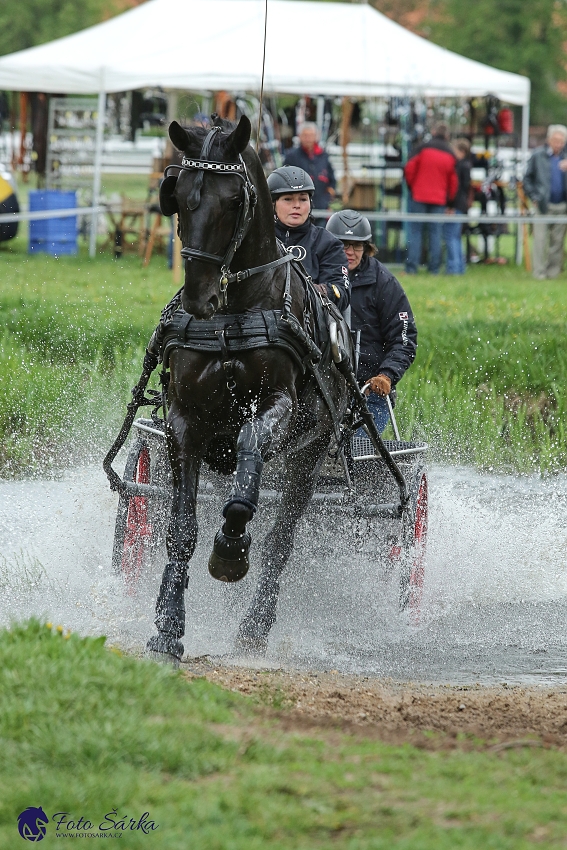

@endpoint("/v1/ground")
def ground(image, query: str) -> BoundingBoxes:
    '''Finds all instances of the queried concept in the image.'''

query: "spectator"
[443,138,472,275]
[326,210,417,434]
[283,122,336,214]
[266,165,350,311]
[523,124,567,280]
[404,123,458,274]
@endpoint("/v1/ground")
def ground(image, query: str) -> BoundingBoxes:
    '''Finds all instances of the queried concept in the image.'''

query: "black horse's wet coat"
[146,116,350,660]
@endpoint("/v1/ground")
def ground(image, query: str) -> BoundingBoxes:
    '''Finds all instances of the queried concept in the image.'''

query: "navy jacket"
[275,217,350,311]
[349,255,417,384]
[283,145,336,210]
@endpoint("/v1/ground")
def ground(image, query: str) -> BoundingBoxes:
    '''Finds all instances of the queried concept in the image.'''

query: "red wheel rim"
[409,473,428,618]
[121,446,152,592]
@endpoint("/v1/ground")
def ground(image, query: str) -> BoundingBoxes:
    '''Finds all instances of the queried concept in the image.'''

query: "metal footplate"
[351,436,428,462]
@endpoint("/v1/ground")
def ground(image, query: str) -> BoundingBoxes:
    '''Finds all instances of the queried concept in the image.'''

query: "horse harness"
[155,123,350,442]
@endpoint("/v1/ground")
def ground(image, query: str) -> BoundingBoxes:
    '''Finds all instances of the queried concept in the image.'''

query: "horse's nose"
[193,295,218,320]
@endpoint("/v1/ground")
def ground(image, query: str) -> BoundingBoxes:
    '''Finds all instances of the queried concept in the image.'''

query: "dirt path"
[182,659,567,749]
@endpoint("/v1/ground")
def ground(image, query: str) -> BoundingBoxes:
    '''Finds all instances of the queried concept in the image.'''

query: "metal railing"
[312,210,567,225]
[0,204,113,224]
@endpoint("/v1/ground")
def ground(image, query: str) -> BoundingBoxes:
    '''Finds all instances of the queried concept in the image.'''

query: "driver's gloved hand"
[368,374,391,396]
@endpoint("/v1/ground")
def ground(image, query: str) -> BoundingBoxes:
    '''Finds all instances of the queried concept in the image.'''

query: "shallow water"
[1,463,567,686]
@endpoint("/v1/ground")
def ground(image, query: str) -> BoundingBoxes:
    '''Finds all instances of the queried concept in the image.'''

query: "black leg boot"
[146,561,188,661]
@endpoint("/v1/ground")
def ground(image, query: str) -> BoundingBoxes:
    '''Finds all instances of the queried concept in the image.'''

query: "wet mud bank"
[183,660,567,749]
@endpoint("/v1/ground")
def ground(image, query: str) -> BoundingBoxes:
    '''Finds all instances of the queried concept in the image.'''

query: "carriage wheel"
[112,437,153,593]
[397,466,428,620]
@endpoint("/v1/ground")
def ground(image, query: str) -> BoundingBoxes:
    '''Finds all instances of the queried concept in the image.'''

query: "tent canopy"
[0,0,530,106]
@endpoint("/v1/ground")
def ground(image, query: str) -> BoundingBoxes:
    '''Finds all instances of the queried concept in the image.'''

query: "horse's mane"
[182,116,240,158]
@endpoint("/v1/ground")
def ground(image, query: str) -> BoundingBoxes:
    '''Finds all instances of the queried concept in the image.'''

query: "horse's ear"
[226,115,251,156]
[159,175,179,217]
[169,120,189,152]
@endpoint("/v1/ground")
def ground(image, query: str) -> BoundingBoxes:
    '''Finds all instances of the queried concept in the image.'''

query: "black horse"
[144,115,355,660]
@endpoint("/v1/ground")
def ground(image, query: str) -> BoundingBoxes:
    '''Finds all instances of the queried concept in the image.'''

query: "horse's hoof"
[208,529,251,582]
[234,633,268,656]
[146,650,180,668]
[146,633,184,662]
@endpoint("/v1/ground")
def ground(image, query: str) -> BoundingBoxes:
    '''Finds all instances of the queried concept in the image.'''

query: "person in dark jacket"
[443,138,472,274]
[283,123,336,215]
[404,123,458,274]
[523,124,567,279]
[327,210,417,433]
[267,165,350,312]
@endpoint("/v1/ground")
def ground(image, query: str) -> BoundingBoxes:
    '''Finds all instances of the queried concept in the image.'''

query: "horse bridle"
[164,125,292,306]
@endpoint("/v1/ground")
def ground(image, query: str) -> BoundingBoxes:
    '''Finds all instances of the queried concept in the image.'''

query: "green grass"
[1,228,566,474]
[392,264,567,472]
[2,620,567,849]
[0,237,173,474]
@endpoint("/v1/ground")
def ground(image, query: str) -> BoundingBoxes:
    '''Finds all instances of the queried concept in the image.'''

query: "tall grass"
[0,236,565,475]
[394,266,567,473]
[0,245,172,475]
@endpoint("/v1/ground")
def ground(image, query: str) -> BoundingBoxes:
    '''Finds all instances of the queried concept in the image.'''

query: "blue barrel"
[29,190,78,255]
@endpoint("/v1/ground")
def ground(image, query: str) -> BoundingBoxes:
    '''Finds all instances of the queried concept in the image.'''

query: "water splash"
[1,463,567,685]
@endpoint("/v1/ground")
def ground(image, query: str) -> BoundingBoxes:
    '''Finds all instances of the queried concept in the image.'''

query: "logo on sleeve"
[399,311,408,320]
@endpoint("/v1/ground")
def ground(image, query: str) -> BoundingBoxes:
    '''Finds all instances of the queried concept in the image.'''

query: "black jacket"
[523,144,567,213]
[448,158,472,214]
[283,145,336,210]
[349,255,417,384]
[274,217,350,311]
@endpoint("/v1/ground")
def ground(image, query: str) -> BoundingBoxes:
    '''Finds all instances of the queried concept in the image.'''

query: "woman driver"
[266,166,350,311]
[326,210,417,433]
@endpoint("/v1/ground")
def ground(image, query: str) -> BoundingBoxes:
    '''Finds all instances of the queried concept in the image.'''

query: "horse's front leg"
[208,393,293,583]
[146,418,200,661]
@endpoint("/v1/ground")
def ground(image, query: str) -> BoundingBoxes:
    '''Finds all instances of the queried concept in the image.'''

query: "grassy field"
[0,223,565,475]
[398,264,567,472]
[1,620,567,850]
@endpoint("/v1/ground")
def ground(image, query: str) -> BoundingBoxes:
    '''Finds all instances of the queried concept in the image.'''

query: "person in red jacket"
[404,123,458,274]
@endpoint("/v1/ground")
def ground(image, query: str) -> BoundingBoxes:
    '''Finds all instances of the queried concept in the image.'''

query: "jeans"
[443,212,465,274]
[405,199,445,274]
[356,392,390,437]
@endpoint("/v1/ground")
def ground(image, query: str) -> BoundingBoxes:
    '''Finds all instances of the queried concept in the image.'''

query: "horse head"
[160,115,274,319]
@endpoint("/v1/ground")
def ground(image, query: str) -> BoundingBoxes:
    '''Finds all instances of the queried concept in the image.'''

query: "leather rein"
[164,125,292,307]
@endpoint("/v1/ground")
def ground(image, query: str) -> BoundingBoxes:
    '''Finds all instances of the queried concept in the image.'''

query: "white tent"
[0,0,530,103]
[0,0,531,255]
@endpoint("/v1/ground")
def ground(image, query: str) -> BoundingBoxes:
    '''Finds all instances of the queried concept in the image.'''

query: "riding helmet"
[326,209,372,242]
[267,166,315,199]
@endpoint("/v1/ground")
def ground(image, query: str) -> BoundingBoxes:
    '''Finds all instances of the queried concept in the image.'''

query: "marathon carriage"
[107,388,427,608]
[103,115,428,661]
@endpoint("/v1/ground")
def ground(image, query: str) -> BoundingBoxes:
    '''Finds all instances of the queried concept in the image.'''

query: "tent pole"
[516,100,530,266]
[340,97,353,204]
[89,89,106,258]
[167,91,178,124]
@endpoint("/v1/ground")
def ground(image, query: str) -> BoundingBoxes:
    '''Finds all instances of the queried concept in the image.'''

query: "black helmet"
[267,166,315,199]
[326,209,372,242]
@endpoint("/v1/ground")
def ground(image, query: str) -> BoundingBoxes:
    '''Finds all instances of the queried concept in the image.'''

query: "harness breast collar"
[164,124,292,306]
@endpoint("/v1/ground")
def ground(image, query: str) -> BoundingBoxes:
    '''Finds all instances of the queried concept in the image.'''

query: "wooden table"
[104,199,146,258]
